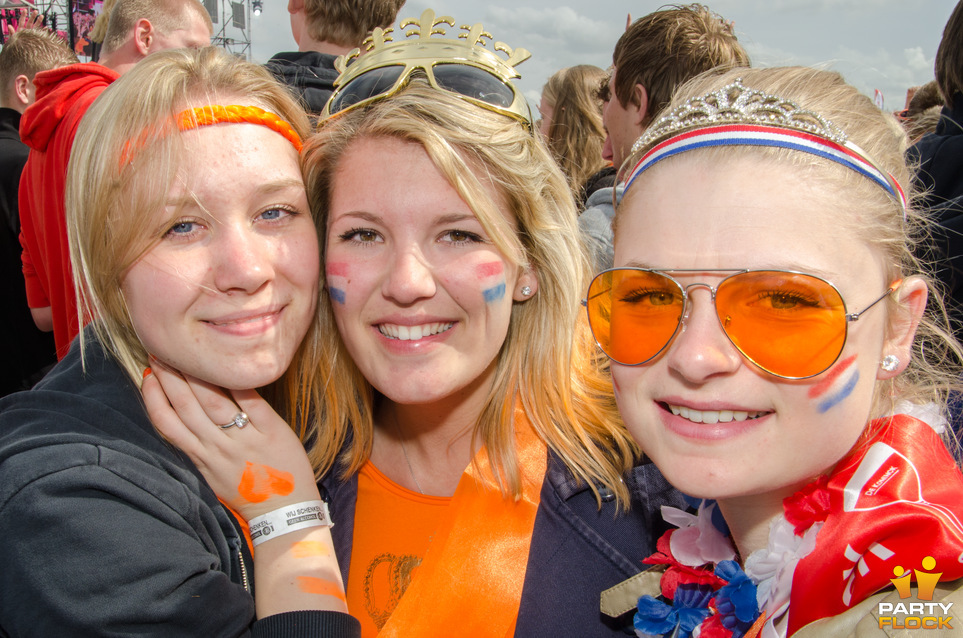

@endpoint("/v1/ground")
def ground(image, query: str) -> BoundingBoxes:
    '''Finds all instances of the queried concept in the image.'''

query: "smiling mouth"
[663,402,768,424]
[378,322,454,341]
[206,310,280,326]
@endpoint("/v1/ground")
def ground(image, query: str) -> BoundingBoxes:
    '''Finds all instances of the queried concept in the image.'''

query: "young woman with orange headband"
[0,47,357,636]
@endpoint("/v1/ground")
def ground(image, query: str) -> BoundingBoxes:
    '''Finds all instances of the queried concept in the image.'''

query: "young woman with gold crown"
[144,10,686,637]
[585,66,963,637]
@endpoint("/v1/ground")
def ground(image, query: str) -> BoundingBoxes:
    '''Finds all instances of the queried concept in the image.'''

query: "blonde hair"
[0,28,77,107]
[619,66,963,435]
[303,78,637,505]
[66,47,313,424]
[540,65,610,203]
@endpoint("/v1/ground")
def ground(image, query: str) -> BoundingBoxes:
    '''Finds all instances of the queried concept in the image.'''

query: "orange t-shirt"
[347,461,450,637]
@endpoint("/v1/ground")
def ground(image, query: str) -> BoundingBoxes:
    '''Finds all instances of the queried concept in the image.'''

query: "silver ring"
[218,412,249,430]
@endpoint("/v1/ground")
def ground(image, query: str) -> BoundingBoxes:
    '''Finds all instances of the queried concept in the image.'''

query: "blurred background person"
[266,0,405,118]
[17,0,212,360]
[0,23,76,396]
[580,3,749,272]
[898,79,943,144]
[538,64,613,208]
[909,0,963,345]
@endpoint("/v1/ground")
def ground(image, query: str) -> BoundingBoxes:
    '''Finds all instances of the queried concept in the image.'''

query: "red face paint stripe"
[476,262,504,278]
[326,262,350,277]
[808,354,858,398]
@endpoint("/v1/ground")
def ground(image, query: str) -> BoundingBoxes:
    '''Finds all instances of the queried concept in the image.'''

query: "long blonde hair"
[540,65,610,202]
[302,78,638,506]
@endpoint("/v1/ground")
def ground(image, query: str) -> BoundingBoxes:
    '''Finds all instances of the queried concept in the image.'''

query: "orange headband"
[176,104,303,152]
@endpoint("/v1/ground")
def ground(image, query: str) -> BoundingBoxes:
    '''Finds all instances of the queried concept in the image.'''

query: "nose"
[602,134,614,164]
[382,243,436,304]
[211,225,274,295]
[665,286,742,383]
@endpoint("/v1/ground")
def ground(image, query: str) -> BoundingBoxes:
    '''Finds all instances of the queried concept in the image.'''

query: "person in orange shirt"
[145,11,685,637]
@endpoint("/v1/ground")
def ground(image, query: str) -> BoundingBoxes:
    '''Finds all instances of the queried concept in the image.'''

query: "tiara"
[625,79,907,210]
[334,9,531,92]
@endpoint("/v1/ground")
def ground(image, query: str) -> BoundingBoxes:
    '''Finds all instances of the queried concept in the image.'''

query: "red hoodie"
[18,62,119,359]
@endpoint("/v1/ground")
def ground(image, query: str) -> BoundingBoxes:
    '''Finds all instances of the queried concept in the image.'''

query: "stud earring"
[520,285,532,297]
[880,354,900,372]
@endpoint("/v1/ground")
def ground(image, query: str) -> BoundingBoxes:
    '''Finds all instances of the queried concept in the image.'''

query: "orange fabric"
[218,497,254,556]
[376,416,547,638]
[348,462,450,636]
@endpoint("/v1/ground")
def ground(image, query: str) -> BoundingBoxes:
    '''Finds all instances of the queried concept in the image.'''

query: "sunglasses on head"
[583,268,900,379]
[321,61,534,131]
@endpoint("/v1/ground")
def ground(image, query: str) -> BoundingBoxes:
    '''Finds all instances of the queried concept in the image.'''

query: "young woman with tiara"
[145,10,685,637]
[0,47,357,636]
[584,66,963,636]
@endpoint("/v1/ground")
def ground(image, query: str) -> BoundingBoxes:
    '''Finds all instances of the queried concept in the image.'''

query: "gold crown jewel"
[334,9,531,86]
[632,79,848,154]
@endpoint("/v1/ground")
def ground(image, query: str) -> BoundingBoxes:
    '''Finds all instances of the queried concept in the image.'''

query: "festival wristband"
[248,500,333,547]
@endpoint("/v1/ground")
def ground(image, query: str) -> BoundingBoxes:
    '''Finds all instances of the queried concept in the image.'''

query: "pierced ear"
[878,276,928,380]
[632,84,648,126]
[512,268,539,302]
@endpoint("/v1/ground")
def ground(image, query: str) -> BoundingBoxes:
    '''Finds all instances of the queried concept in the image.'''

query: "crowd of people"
[0,1,961,637]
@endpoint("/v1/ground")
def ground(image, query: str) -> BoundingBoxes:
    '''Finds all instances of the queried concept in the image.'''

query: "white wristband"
[248,500,333,547]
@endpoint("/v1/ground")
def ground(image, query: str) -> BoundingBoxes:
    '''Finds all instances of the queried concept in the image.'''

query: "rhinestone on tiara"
[623,78,907,211]
[631,79,848,155]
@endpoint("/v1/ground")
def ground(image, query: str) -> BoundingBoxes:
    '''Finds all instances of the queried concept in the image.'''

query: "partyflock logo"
[877,556,953,631]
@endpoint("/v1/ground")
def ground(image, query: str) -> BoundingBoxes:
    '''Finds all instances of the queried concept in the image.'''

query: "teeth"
[667,404,762,423]
[379,322,453,341]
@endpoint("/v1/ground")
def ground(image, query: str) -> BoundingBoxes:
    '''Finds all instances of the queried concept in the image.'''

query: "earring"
[880,354,900,372]
[520,285,532,297]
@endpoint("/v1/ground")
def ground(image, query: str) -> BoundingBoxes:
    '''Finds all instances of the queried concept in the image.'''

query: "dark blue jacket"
[0,331,359,637]
[321,444,685,636]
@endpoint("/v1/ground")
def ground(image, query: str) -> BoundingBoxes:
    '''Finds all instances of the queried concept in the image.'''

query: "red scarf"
[785,414,963,634]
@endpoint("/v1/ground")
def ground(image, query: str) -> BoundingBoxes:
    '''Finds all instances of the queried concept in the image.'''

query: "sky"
[245,0,958,113]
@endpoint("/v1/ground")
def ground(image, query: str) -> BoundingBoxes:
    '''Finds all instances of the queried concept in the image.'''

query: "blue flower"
[634,584,714,638]
[712,561,760,638]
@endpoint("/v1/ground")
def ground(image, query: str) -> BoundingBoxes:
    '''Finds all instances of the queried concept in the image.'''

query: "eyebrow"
[165,178,305,210]
[620,261,839,280]
[331,211,480,225]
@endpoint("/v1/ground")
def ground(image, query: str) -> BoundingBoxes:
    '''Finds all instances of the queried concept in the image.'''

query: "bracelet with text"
[248,500,333,547]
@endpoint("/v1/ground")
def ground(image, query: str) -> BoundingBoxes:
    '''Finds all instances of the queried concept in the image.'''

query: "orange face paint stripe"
[296,576,347,603]
[237,461,295,504]
[291,540,332,559]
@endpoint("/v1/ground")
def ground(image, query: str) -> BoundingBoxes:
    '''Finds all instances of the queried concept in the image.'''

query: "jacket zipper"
[236,541,251,593]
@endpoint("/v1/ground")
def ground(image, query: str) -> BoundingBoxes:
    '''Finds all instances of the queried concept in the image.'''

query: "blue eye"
[165,221,197,236]
[259,208,289,222]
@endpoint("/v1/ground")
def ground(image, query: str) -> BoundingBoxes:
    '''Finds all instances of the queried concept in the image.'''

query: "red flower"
[783,475,831,535]
[643,530,725,599]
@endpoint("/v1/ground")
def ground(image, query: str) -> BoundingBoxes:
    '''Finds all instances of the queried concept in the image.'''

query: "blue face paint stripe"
[329,287,346,304]
[817,369,859,413]
[483,282,506,303]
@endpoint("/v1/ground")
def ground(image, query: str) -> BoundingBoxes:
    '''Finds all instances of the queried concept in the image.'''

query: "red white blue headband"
[623,80,908,212]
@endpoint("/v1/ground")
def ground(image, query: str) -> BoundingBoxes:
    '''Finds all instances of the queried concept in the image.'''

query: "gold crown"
[334,9,531,89]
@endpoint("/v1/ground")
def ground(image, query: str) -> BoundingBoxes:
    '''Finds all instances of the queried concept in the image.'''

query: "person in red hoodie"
[18,0,212,359]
